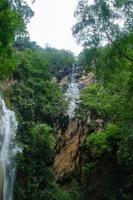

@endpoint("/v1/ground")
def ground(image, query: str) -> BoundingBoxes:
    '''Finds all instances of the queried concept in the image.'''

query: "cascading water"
[65,64,80,119]
[0,96,18,200]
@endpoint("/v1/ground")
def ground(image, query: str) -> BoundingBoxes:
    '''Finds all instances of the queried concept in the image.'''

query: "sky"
[26,0,82,55]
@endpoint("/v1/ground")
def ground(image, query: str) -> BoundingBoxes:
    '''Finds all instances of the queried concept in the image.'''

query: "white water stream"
[65,64,80,119]
[0,97,18,200]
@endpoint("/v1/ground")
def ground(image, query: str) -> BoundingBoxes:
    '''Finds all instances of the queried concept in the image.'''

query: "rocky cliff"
[54,108,104,185]
[53,71,112,199]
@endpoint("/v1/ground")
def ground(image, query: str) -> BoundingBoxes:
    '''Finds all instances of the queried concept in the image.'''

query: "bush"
[86,123,120,157]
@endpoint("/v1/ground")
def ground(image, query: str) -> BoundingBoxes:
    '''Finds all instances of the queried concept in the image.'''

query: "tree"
[73,0,133,62]
[73,0,133,46]
[0,0,34,79]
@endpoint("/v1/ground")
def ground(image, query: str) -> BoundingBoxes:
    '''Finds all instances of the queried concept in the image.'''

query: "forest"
[0,0,133,200]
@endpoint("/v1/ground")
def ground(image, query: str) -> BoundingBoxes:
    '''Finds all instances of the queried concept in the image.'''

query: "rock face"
[53,70,100,183]
[54,112,104,183]
[58,71,96,90]
[59,76,68,88]
[54,118,87,182]
[79,72,96,88]
[0,79,17,91]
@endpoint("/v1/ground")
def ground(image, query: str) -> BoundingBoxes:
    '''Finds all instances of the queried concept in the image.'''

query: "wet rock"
[78,83,85,89]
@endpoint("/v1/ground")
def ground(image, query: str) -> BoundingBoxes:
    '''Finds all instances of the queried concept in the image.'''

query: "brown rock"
[54,112,105,183]
[59,76,68,87]
[79,72,96,87]
[54,118,88,182]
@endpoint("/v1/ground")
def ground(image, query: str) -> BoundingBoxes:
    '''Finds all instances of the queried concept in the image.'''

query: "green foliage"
[73,0,133,47]
[14,36,41,51]
[14,38,75,78]
[118,131,133,171]
[68,180,82,200]
[81,84,113,114]
[1,0,78,199]
[11,48,66,123]
[14,123,55,200]
[75,1,133,197]
[41,180,81,200]
[83,161,97,176]
[31,124,55,161]
[80,35,133,124]
[8,37,77,199]
[12,79,66,123]
[42,47,75,78]
[1,0,132,199]
[0,48,18,79]
[86,123,120,157]
[78,39,133,198]
[77,47,98,72]
[0,0,34,79]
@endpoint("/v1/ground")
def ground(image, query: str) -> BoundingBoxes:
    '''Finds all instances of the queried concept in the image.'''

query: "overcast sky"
[26,0,82,55]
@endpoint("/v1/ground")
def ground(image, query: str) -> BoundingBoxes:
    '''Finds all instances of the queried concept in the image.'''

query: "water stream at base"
[65,64,80,119]
[0,97,18,200]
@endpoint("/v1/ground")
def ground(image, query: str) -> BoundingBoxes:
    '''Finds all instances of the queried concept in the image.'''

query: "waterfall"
[65,64,80,119]
[0,96,18,200]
